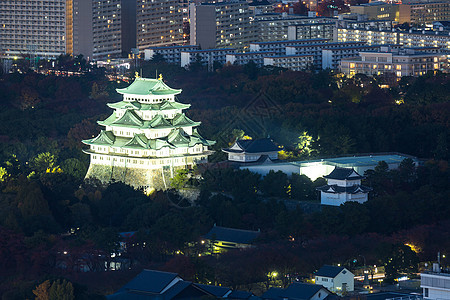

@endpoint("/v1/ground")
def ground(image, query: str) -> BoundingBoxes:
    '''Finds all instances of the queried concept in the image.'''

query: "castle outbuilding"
[316,167,372,206]
[82,75,215,190]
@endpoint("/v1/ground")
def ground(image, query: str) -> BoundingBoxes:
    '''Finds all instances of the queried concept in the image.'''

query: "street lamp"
[359,255,370,287]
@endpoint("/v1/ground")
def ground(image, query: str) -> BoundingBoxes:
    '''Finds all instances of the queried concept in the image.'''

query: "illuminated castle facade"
[83,75,215,190]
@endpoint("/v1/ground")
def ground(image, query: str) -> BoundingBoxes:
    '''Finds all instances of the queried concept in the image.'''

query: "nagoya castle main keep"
[83,74,215,190]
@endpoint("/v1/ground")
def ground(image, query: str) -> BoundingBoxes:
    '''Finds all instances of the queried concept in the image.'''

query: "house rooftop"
[118,269,179,294]
[203,225,261,244]
[262,282,328,300]
[194,283,231,297]
[223,138,281,154]
[315,265,346,278]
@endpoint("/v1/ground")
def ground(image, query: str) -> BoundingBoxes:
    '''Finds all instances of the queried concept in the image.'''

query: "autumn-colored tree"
[48,279,75,300]
[31,152,59,174]
[33,280,51,300]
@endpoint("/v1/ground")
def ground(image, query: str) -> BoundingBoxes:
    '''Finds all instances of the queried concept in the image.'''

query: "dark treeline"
[0,59,449,297]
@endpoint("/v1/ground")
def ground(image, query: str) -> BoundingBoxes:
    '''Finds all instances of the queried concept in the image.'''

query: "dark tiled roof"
[223,138,281,154]
[194,283,231,297]
[284,283,327,299]
[261,287,284,299]
[119,269,179,294]
[203,226,261,244]
[315,265,345,278]
[228,290,254,299]
[316,184,372,194]
[162,281,192,299]
[262,283,328,300]
[323,167,364,180]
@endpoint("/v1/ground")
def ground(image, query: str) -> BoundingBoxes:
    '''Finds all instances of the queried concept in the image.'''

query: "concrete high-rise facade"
[67,0,136,61]
[0,0,67,59]
[136,0,187,50]
[190,1,256,49]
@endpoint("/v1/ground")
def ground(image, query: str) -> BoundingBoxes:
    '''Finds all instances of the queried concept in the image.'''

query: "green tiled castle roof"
[116,78,182,96]
[98,112,201,129]
[107,100,190,111]
[83,129,214,150]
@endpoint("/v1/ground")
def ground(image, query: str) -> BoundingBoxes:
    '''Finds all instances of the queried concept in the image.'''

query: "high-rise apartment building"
[0,0,67,59]
[67,0,136,61]
[136,0,187,50]
[399,1,450,26]
[190,1,256,49]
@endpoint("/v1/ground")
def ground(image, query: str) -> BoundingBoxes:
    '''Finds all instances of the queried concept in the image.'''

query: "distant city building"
[287,22,336,41]
[285,41,368,69]
[222,138,281,163]
[189,1,255,49]
[226,51,276,66]
[399,1,450,26]
[202,225,261,253]
[255,14,334,42]
[421,263,450,300]
[316,167,372,206]
[262,282,331,300]
[340,47,447,77]
[322,45,379,70]
[0,0,67,59]
[250,39,329,55]
[264,54,314,71]
[314,265,355,294]
[350,2,399,21]
[338,27,450,50]
[82,75,215,191]
[338,19,395,31]
[144,45,200,64]
[249,0,274,15]
[136,0,187,50]
[180,48,235,68]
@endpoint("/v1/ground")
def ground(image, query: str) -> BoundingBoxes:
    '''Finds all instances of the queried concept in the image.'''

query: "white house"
[316,167,372,206]
[222,138,282,163]
[315,265,354,294]
[421,263,450,300]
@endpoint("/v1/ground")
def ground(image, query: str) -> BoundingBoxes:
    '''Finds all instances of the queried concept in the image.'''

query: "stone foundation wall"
[85,163,185,191]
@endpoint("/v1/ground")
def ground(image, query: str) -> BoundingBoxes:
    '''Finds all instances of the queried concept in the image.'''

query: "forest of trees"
[0,57,448,298]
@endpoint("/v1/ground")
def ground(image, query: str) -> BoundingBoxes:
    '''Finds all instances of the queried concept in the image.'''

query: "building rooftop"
[324,167,364,180]
[250,38,329,45]
[291,153,417,168]
[182,48,236,53]
[194,284,231,297]
[315,265,346,278]
[118,269,179,294]
[147,45,200,50]
[223,138,281,154]
[262,282,328,300]
[203,225,261,244]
